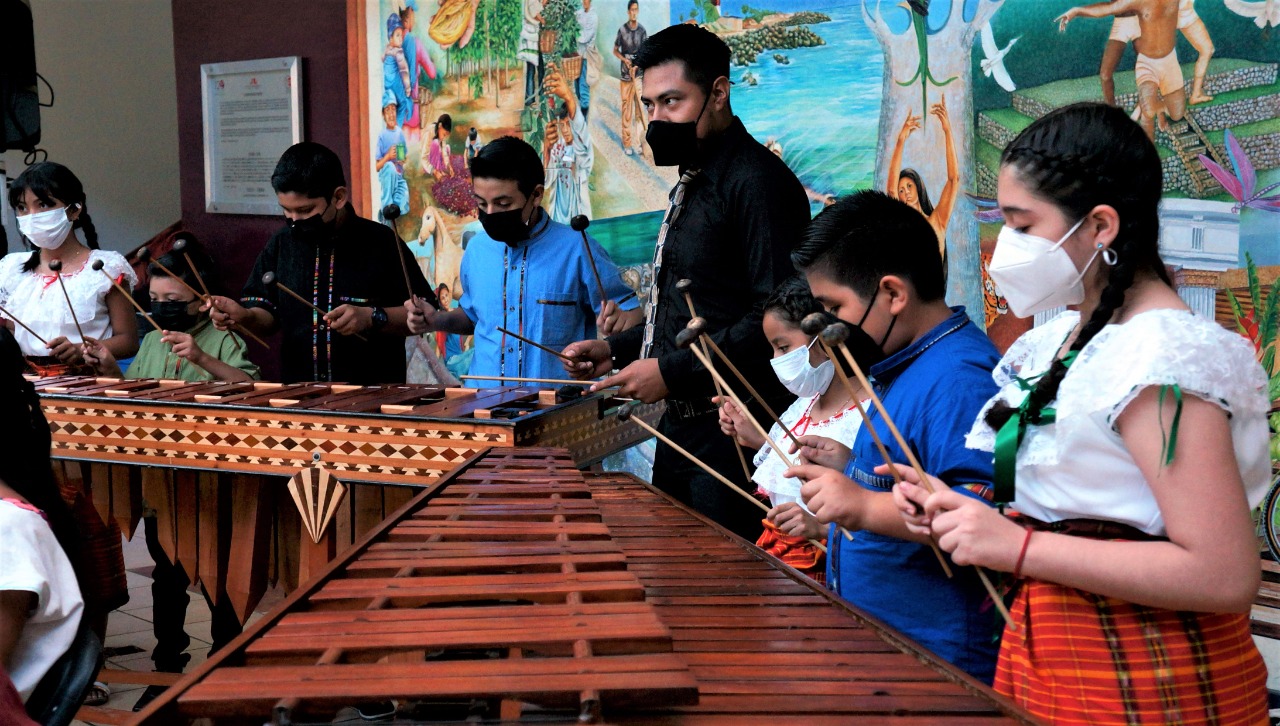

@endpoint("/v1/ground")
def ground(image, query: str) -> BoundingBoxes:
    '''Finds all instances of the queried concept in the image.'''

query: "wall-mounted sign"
[201,56,302,215]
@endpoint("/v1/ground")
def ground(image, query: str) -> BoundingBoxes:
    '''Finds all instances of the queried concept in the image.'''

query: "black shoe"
[132,684,169,712]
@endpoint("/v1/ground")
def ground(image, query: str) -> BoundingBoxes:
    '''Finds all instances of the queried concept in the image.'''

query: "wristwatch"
[369,306,388,331]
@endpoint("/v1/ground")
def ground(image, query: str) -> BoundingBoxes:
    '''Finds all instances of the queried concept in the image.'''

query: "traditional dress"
[751,394,863,580]
[967,309,1270,725]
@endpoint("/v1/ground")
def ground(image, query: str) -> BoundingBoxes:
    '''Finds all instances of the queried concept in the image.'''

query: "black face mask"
[645,90,712,167]
[152,300,199,332]
[478,198,539,245]
[840,287,896,372]
[289,200,335,244]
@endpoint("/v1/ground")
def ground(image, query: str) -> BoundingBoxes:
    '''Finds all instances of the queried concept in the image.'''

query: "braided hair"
[0,328,79,557]
[7,162,100,273]
[986,102,1169,431]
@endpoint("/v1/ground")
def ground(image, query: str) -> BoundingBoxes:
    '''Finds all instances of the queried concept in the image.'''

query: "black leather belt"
[665,397,719,420]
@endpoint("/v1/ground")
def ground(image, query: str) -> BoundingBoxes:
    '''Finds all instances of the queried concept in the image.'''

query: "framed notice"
[201,56,302,215]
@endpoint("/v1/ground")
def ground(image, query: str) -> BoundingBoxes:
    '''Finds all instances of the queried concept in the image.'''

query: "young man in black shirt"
[562,24,810,539]
[207,142,435,384]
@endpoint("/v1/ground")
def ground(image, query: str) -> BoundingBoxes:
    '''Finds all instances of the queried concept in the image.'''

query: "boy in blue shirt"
[406,137,640,385]
[786,190,1002,682]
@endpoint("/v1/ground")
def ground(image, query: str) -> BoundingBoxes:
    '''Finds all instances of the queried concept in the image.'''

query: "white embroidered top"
[0,249,136,356]
[753,394,865,507]
[966,309,1272,536]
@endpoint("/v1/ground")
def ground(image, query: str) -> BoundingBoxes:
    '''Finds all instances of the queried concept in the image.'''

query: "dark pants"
[652,411,764,541]
[524,61,544,106]
[144,515,243,672]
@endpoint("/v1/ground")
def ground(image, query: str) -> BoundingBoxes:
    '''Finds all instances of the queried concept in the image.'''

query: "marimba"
[135,447,1036,725]
[32,376,660,619]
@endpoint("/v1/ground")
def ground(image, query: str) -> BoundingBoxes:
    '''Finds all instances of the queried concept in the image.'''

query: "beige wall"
[3,0,179,254]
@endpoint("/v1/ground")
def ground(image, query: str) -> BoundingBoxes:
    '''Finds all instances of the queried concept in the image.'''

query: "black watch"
[369,306,388,331]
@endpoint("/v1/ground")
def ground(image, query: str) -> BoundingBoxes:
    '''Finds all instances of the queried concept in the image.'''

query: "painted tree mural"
[865,0,1003,325]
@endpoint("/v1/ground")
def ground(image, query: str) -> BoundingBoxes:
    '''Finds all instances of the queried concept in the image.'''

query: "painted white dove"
[980,21,1020,92]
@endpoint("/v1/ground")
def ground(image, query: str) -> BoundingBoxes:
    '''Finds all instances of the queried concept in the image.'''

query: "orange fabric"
[996,579,1268,725]
[755,519,825,584]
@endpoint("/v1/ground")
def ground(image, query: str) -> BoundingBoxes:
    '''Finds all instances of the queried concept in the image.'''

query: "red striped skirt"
[755,519,825,584]
[995,579,1268,725]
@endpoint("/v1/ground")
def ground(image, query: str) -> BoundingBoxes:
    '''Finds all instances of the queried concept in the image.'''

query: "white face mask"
[987,218,1099,318]
[17,206,75,250]
[770,337,835,398]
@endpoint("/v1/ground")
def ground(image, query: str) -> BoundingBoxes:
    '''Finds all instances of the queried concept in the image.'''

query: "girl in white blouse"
[0,162,137,366]
[894,103,1269,725]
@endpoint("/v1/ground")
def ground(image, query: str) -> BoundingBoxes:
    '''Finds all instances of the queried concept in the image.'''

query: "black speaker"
[1,0,40,153]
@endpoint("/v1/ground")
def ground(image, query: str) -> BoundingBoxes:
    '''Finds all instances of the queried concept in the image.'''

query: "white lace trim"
[966,309,1268,467]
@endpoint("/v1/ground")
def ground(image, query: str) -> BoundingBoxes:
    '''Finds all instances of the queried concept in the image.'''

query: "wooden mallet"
[820,320,1014,627]
[571,215,609,312]
[381,203,418,303]
[46,259,88,343]
[496,326,575,363]
[0,301,47,345]
[618,401,826,555]
[168,239,270,350]
[261,272,367,342]
[91,259,161,332]
[675,281,754,487]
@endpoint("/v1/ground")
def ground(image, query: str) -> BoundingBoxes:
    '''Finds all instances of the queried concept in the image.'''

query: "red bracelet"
[1012,525,1034,580]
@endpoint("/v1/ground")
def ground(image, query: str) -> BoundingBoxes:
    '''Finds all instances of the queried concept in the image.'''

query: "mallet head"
[171,237,190,253]
[821,322,851,347]
[90,259,105,272]
[800,312,830,337]
[675,279,694,295]
[134,247,152,263]
[570,215,589,232]
[381,203,402,222]
[616,400,640,422]
[47,259,63,273]
[261,271,277,286]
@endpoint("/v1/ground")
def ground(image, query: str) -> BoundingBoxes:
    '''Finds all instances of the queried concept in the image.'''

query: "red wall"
[171,0,352,378]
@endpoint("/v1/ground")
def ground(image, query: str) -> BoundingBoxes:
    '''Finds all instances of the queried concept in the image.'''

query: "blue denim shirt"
[459,214,638,385]
[826,306,1002,683]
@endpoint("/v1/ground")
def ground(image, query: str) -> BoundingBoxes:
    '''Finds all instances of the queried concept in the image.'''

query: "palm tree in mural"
[863,0,1004,325]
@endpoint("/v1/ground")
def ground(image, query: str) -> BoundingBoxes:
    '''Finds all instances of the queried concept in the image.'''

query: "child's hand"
[893,480,934,537]
[787,463,867,531]
[204,296,246,331]
[161,330,208,366]
[791,435,850,469]
[714,396,762,448]
[919,488,1023,572]
[405,297,436,334]
[47,336,83,364]
[768,501,826,540]
[82,338,120,376]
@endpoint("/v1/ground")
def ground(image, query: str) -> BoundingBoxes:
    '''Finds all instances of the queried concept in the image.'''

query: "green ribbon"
[1157,383,1183,468]
[993,351,1077,504]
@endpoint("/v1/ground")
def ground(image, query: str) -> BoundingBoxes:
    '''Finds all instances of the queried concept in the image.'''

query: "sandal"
[83,680,110,707]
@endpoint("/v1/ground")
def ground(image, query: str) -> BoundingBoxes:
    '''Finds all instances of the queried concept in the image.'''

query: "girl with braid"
[895,102,1269,724]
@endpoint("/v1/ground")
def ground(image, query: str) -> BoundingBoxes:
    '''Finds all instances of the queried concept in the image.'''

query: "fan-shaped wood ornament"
[286,466,347,544]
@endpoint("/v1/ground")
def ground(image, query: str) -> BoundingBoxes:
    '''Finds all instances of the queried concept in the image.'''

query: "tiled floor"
[72,522,271,725]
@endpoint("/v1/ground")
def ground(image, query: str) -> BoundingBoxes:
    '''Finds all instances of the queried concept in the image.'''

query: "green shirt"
[125,318,260,382]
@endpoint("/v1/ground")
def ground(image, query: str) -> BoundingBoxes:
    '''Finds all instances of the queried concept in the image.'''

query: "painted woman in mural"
[423,113,456,182]
[886,95,958,268]
[543,61,593,223]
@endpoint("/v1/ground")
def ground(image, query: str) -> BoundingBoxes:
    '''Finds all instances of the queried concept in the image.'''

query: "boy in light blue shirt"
[406,136,640,385]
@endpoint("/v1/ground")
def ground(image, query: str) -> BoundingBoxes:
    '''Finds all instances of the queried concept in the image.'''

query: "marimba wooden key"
[135,448,1037,725]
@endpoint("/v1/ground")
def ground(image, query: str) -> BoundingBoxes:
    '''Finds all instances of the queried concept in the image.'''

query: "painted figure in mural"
[766,140,835,207]
[1094,0,1215,107]
[519,0,544,107]
[575,0,599,119]
[563,24,810,541]
[1057,0,1187,141]
[383,13,413,127]
[898,101,1270,725]
[376,98,410,225]
[543,62,593,223]
[465,127,482,161]
[406,137,640,386]
[398,0,439,132]
[886,96,958,270]
[614,0,648,157]
[423,113,456,182]
[433,283,467,363]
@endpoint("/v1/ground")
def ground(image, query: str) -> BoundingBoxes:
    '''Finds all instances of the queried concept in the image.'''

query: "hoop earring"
[1101,248,1118,266]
